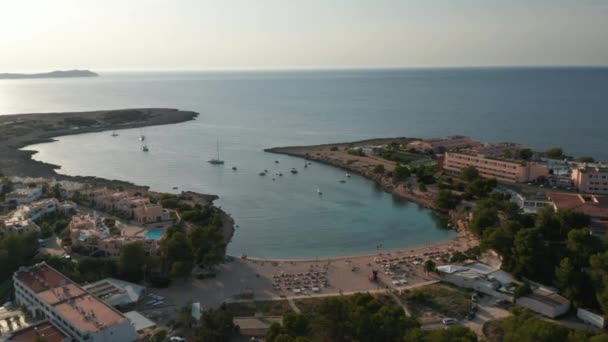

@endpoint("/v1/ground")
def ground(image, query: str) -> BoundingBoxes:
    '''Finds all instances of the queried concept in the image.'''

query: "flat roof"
[14,263,129,333]
[233,316,283,330]
[527,288,570,308]
[9,321,67,342]
[14,264,71,293]
[124,311,156,332]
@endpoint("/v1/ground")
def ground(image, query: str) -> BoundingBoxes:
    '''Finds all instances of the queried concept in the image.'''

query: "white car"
[442,318,457,325]
[170,337,185,342]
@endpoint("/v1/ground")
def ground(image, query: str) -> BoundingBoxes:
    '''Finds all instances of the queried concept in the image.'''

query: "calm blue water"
[145,228,164,241]
[2,68,608,258]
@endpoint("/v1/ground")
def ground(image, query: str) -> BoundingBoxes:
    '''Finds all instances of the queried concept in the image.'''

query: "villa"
[5,186,43,205]
[2,199,77,236]
[68,213,159,257]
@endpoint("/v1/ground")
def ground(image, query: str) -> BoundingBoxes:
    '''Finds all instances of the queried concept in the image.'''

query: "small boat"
[111,131,118,137]
[172,186,178,190]
[290,168,298,174]
[232,166,237,171]
[304,164,308,168]
[346,173,351,178]
[275,160,280,164]
[339,180,346,183]
[142,145,149,152]
[139,135,145,142]
[264,169,268,173]
[317,187,323,195]
[259,172,266,176]
[277,172,283,176]
[208,140,225,165]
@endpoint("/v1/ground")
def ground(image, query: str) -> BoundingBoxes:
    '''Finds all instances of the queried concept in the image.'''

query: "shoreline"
[262,139,479,262]
[265,138,435,209]
[0,108,196,181]
[0,108,235,244]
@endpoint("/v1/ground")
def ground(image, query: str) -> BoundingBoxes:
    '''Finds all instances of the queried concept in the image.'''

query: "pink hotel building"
[443,151,549,183]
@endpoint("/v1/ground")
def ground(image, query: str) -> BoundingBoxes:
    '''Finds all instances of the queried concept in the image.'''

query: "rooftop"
[9,321,67,342]
[14,263,129,333]
[548,192,608,219]
[124,311,156,332]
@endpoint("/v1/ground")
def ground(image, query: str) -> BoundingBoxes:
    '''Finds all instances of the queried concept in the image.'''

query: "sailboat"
[111,130,118,137]
[208,140,224,164]
[139,127,146,141]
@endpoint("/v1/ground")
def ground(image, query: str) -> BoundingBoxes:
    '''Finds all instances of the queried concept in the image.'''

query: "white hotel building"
[13,262,138,342]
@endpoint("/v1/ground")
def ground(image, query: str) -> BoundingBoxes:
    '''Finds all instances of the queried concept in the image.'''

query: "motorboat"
[290,168,298,174]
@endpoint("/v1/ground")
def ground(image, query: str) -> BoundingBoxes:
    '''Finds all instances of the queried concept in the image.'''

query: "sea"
[1,67,607,259]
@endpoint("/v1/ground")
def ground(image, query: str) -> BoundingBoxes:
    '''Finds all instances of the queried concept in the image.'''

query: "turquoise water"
[4,68,608,258]
[145,228,164,241]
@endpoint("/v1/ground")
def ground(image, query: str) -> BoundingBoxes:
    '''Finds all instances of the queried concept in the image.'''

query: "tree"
[469,208,499,236]
[511,228,545,278]
[460,166,480,182]
[434,190,461,211]
[373,164,385,174]
[424,260,437,274]
[577,156,595,163]
[118,242,147,282]
[566,228,601,267]
[194,306,236,342]
[392,165,410,183]
[170,260,194,279]
[555,258,584,304]
[517,148,534,161]
[544,147,564,159]
[423,325,477,342]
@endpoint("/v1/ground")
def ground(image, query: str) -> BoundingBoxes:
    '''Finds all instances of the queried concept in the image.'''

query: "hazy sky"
[2,0,607,71]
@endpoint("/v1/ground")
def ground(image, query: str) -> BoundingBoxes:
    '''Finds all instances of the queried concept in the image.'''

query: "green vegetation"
[577,156,595,163]
[468,190,608,311]
[544,147,564,159]
[378,150,427,164]
[434,189,461,211]
[224,300,292,317]
[266,293,421,342]
[0,232,40,286]
[411,164,436,185]
[483,307,608,342]
[373,164,385,174]
[194,306,237,342]
[63,117,98,127]
[402,284,472,320]
[102,109,147,124]
[517,148,534,161]
[392,165,411,183]
[347,148,366,157]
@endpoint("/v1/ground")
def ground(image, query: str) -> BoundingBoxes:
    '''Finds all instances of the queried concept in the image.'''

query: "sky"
[1,0,608,72]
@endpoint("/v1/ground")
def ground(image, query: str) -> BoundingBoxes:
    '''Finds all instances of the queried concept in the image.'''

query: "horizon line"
[6,64,608,74]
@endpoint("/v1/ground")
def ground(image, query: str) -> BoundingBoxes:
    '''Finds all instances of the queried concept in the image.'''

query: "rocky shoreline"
[0,108,235,243]
[265,138,437,210]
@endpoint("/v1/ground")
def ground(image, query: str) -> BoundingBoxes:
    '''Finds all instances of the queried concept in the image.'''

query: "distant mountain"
[0,70,98,80]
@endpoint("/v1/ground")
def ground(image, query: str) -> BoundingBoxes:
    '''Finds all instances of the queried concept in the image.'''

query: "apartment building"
[571,166,608,194]
[443,151,549,183]
[13,263,138,342]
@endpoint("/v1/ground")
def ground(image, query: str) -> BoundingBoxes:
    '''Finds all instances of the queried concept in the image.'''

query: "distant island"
[0,69,98,80]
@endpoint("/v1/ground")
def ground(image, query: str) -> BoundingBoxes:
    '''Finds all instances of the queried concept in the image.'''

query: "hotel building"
[443,151,549,183]
[571,166,608,194]
[13,262,138,342]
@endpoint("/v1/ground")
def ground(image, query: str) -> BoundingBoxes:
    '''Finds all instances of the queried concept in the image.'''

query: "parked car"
[466,312,475,321]
[442,318,458,325]
[471,293,479,302]
[170,337,185,342]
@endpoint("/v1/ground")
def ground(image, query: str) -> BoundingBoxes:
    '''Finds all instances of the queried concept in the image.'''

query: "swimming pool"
[145,228,164,240]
